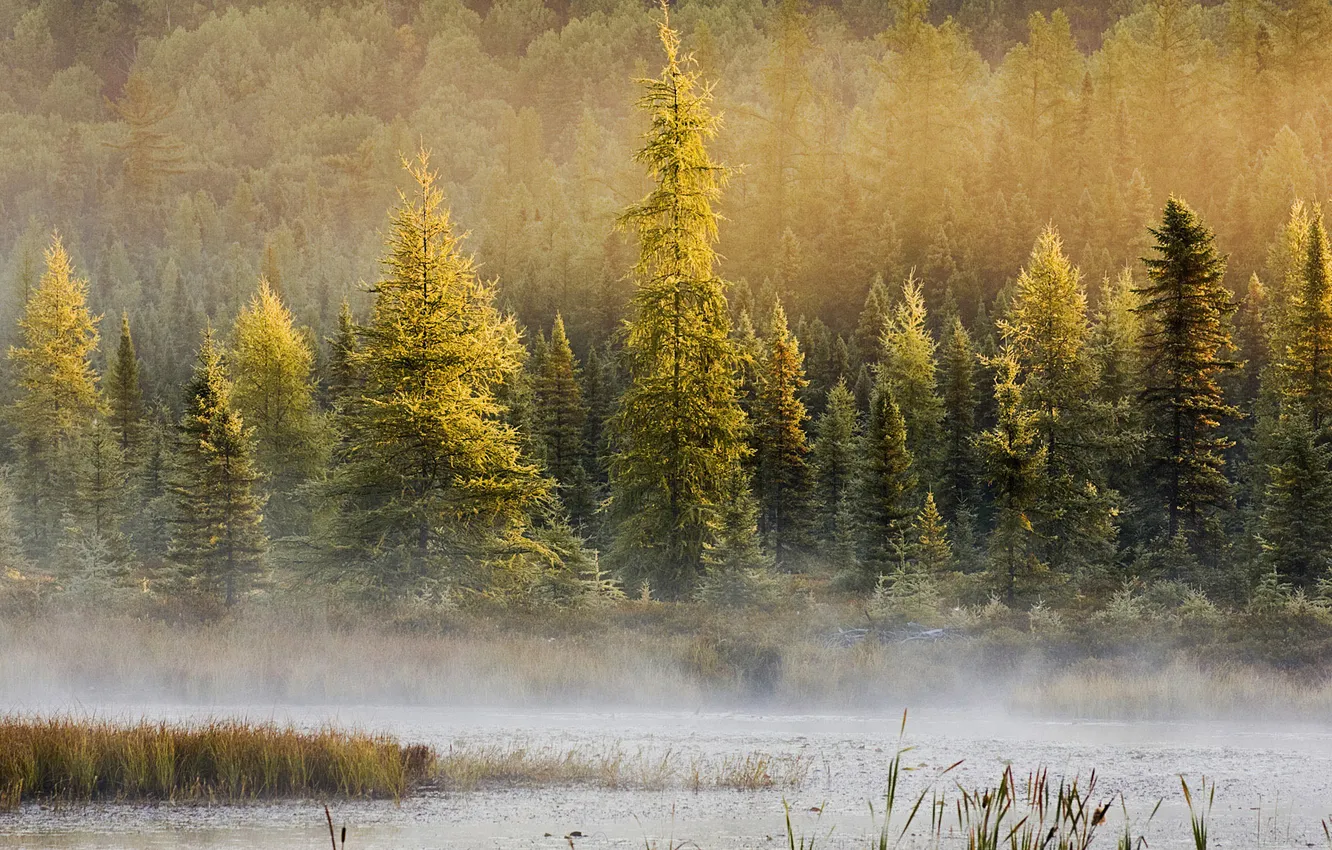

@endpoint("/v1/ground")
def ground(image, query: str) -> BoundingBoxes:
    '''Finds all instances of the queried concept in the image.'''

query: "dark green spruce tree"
[607,10,751,597]
[1259,409,1332,587]
[937,316,978,521]
[325,298,361,411]
[1281,204,1332,432]
[107,312,145,456]
[753,300,814,568]
[168,330,267,609]
[533,314,595,529]
[1260,204,1332,585]
[851,370,916,585]
[1135,197,1238,555]
[811,380,859,562]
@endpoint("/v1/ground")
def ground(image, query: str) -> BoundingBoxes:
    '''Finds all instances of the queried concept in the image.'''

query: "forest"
[2,0,1332,621]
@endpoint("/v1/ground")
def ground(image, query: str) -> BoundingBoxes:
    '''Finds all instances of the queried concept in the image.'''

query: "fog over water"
[3,703,1329,850]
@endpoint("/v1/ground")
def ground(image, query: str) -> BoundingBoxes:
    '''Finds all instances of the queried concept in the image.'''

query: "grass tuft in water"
[0,716,429,806]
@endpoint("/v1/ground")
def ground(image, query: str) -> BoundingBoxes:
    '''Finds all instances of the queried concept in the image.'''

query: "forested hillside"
[3,0,1332,615]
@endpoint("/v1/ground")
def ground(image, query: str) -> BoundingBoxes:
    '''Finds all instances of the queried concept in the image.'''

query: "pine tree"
[753,300,814,567]
[68,418,130,540]
[169,330,267,608]
[979,351,1048,604]
[106,312,145,456]
[581,342,618,483]
[811,380,859,561]
[1281,204,1332,431]
[533,315,595,529]
[852,370,917,584]
[231,279,325,536]
[1003,227,1116,578]
[1135,197,1238,546]
[608,10,751,598]
[533,314,588,484]
[853,274,892,366]
[1231,273,1268,417]
[6,234,102,552]
[938,316,978,519]
[126,411,174,565]
[1259,408,1332,587]
[325,298,360,409]
[910,492,953,575]
[326,152,549,598]
[880,275,943,486]
[1091,268,1142,407]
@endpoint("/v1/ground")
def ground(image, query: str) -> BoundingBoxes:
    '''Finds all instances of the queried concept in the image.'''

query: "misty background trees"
[2,0,1332,612]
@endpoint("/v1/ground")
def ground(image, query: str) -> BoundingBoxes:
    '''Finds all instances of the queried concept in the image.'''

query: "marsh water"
[1,705,1328,850]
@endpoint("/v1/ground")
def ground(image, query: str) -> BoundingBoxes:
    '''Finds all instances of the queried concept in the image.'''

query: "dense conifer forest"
[3,0,1332,617]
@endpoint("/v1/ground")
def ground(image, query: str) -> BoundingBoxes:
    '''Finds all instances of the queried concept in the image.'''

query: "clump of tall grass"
[0,717,430,807]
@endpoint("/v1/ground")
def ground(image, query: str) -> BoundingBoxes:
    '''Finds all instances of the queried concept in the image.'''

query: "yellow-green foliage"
[0,717,427,807]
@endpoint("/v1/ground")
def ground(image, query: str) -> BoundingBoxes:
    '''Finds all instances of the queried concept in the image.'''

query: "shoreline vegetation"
[0,718,425,806]
[0,716,809,808]
[6,603,1332,721]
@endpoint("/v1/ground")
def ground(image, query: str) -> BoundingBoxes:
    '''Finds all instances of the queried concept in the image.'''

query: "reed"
[0,717,428,806]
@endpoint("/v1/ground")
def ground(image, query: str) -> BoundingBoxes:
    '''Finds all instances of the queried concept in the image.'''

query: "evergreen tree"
[68,418,130,541]
[6,234,102,552]
[910,492,953,575]
[1135,198,1238,546]
[979,351,1048,603]
[608,11,750,597]
[880,275,943,486]
[533,315,596,530]
[325,298,360,409]
[326,153,549,598]
[1091,268,1142,408]
[168,330,267,608]
[753,300,814,567]
[1259,408,1332,587]
[106,312,145,456]
[938,316,978,519]
[1230,273,1268,418]
[61,418,135,597]
[1281,204,1332,431]
[231,278,325,536]
[533,314,588,485]
[581,342,617,483]
[852,370,917,584]
[811,380,859,561]
[126,411,173,564]
[853,274,892,366]
[1003,227,1116,578]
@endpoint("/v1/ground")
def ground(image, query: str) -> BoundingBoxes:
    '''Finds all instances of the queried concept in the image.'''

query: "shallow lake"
[1,704,1328,849]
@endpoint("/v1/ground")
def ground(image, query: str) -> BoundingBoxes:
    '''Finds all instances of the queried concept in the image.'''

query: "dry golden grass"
[0,717,427,807]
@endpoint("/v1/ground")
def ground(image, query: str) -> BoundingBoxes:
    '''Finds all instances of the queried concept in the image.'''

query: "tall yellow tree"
[325,152,552,600]
[231,279,325,535]
[608,6,751,598]
[7,234,102,551]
